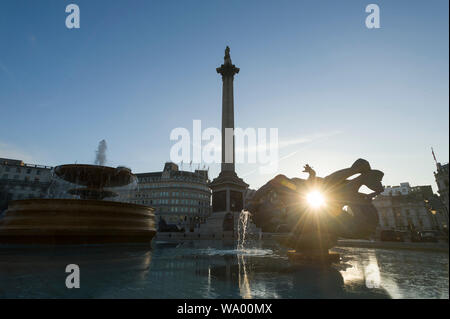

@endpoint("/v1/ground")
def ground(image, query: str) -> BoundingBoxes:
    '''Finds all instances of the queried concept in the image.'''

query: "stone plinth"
[210,171,248,213]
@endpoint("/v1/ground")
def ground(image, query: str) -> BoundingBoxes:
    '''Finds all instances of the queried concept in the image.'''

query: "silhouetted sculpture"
[246,159,384,257]
[224,46,231,64]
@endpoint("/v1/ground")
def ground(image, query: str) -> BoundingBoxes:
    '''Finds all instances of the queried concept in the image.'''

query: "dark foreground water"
[0,240,448,298]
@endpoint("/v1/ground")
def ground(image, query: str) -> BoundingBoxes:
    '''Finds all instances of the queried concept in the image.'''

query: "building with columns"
[115,162,211,231]
[0,158,53,212]
[434,162,449,214]
[373,182,448,235]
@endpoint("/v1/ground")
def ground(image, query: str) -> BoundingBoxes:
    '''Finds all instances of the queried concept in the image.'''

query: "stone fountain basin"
[54,164,133,188]
[0,199,156,244]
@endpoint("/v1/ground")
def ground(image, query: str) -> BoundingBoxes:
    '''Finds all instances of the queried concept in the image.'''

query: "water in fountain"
[235,210,271,260]
[112,168,139,203]
[237,210,250,251]
[46,168,77,199]
[236,210,267,298]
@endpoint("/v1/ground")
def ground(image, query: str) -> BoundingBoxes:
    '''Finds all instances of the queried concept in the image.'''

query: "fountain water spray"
[237,210,250,251]
[95,139,107,166]
[237,210,253,298]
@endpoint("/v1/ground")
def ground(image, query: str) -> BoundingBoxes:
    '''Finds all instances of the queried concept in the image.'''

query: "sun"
[306,191,325,209]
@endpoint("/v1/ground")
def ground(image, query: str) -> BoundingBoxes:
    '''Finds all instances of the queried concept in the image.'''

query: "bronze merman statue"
[246,159,384,261]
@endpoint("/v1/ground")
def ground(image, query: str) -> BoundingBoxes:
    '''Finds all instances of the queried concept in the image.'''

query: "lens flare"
[306,191,325,208]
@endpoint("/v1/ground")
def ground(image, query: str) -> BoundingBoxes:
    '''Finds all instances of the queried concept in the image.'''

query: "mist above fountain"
[94,139,107,166]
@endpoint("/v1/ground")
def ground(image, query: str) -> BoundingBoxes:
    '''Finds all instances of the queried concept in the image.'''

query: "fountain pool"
[0,240,447,299]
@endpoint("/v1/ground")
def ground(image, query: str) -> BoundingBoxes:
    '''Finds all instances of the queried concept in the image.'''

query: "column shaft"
[221,75,235,172]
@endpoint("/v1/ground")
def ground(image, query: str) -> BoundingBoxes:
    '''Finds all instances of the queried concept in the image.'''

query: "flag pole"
[431,147,438,165]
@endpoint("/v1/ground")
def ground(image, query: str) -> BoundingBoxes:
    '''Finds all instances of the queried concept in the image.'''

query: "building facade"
[244,188,257,209]
[0,158,53,212]
[116,162,211,230]
[434,162,449,214]
[373,182,448,234]
[381,182,414,196]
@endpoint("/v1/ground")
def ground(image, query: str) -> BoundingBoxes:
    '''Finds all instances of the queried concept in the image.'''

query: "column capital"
[217,46,239,77]
[216,64,240,77]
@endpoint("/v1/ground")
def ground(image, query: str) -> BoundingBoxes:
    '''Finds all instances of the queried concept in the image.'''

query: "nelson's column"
[206,47,249,234]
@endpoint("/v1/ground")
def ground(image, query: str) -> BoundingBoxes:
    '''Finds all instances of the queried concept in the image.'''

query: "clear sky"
[0,0,448,191]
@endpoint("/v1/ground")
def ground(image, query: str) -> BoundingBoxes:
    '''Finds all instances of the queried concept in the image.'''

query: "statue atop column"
[224,46,232,64]
[217,46,239,76]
